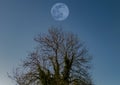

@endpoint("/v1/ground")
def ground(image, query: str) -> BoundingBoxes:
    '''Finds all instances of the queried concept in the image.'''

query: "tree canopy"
[10,28,93,85]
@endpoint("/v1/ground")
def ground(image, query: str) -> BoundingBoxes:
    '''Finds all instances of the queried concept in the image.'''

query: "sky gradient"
[0,0,120,85]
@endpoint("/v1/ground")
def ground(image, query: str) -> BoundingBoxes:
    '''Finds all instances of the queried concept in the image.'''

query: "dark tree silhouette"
[10,28,93,85]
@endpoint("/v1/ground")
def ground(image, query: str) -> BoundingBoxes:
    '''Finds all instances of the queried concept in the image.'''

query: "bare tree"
[10,27,93,85]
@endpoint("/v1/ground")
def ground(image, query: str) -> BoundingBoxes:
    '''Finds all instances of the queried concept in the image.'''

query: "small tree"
[10,27,93,85]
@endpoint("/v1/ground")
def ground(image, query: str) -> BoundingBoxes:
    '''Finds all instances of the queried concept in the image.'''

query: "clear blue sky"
[0,0,120,85]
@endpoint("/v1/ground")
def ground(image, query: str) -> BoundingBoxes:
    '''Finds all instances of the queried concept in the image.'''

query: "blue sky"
[0,0,120,85]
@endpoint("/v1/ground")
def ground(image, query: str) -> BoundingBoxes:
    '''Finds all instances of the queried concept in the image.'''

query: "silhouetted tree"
[10,27,93,85]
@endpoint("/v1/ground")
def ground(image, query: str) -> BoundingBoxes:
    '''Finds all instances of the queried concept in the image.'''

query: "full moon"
[51,3,69,21]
